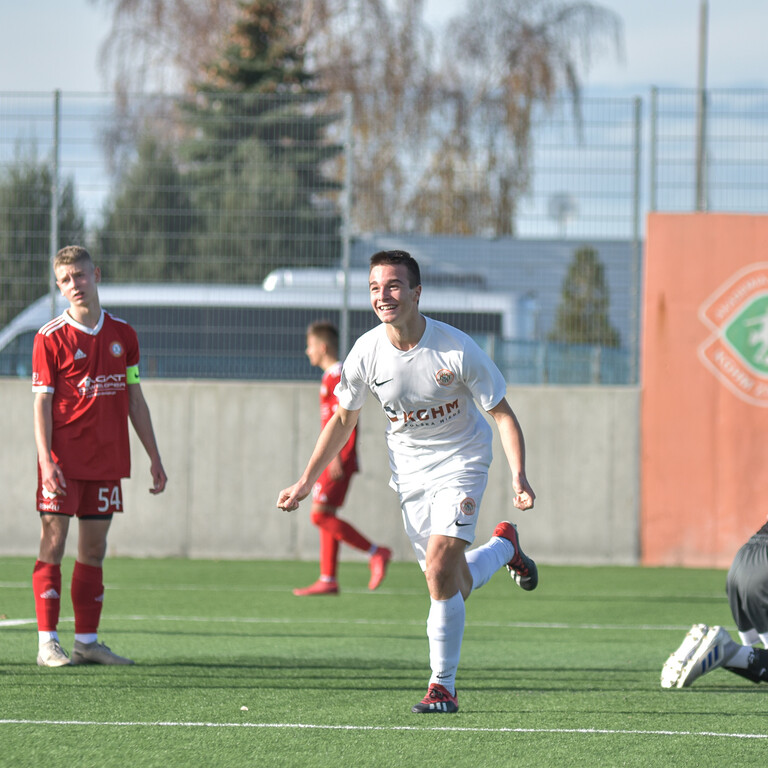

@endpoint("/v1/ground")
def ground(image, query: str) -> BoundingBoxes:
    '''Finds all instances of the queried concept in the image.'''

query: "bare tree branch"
[90,0,623,236]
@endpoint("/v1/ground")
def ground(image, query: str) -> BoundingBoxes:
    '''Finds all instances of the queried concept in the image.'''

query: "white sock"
[427,592,465,694]
[39,630,59,646]
[725,644,754,669]
[760,632,768,648]
[75,633,98,645]
[466,536,514,592]
[739,628,760,646]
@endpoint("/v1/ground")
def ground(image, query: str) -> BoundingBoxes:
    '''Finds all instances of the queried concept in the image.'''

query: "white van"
[0,275,533,380]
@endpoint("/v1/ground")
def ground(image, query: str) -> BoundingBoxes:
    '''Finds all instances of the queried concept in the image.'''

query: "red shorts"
[312,468,354,508]
[37,471,123,519]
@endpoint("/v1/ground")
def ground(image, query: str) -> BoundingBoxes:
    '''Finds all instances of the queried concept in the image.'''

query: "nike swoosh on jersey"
[455,522,473,527]
[372,378,393,387]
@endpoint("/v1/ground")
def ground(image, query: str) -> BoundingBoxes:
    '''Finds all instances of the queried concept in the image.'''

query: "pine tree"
[98,135,199,282]
[0,157,85,326]
[549,246,621,348]
[181,0,342,283]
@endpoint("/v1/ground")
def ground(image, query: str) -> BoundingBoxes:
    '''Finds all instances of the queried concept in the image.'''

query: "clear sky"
[0,0,765,93]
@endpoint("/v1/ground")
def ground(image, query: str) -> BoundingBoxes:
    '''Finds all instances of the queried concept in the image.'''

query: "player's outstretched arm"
[128,383,167,494]
[488,397,535,510]
[277,406,360,511]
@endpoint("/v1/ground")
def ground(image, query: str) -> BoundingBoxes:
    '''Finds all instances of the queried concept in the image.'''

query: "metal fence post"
[591,345,601,384]
[695,0,709,211]
[649,87,657,213]
[339,93,353,360]
[48,89,61,320]
[629,96,643,385]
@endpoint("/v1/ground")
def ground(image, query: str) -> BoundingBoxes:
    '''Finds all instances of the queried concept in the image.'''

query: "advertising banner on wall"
[642,214,768,567]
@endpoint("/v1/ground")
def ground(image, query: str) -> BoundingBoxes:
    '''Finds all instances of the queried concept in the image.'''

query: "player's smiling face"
[369,263,421,327]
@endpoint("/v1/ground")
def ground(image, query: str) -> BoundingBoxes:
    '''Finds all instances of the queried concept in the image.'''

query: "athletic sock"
[33,560,62,634]
[315,514,372,552]
[724,644,753,669]
[318,528,340,580]
[465,536,514,592]
[336,518,372,551]
[738,628,760,646]
[726,647,768,683]
[426,592,465,694]
[749,648,768,681]
[719,635,742,665]
[71,561,104,636]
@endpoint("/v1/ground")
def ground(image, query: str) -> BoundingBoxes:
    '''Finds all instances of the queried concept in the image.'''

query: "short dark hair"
[369,250,421,288]
[307,320,339,354]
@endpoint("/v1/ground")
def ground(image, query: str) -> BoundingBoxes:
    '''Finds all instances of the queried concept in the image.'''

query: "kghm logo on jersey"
[385,399,460,425]
[110,341,124,357]
[435,368,455,386]
[699,263,768,406]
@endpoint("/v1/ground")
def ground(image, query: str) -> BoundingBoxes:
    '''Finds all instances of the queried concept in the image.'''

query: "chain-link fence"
[650,88,768,214]
[1,88,764,384]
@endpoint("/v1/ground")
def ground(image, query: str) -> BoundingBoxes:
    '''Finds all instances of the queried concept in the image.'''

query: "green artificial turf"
[1,557,765,767]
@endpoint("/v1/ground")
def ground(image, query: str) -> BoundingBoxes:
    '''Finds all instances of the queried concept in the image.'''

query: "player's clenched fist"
[512,474,536,510]
[277,482,308,511]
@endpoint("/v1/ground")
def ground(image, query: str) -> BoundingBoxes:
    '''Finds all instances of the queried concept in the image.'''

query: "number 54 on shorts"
[36,477,123,518]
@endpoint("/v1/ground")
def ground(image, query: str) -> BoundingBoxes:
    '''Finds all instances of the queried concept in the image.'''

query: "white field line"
[0,580,729,600]
[0,718,765,740]
[0,614,701,632]
[2,582,429,594]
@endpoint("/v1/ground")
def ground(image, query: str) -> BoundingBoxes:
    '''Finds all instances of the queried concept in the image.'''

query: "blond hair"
[53,245,93,271]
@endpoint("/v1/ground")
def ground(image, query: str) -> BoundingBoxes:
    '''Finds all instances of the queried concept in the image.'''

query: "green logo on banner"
[724,294,768,375]
[698,264,768,407]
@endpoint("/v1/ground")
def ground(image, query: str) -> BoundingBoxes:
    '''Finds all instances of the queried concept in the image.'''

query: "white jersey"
[336,317,508,488]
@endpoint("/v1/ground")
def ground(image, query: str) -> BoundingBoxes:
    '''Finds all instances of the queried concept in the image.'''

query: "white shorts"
[398,472,488,570]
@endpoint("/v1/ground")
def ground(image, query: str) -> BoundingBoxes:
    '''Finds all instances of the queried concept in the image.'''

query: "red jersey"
[321,361,358,472]
[32,310,140,480]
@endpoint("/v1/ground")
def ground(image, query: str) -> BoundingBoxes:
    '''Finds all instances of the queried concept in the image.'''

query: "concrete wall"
[1,379,640,565]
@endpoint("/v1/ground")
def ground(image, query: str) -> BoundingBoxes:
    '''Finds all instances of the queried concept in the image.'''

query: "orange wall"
[642,214,768,566]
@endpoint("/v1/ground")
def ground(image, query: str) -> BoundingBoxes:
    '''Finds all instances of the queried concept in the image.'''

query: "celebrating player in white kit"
[277,250,538,713]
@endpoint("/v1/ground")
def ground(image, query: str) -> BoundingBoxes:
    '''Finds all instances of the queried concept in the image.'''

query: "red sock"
[319,528,340,580]
[311,512,373,553]
[33,561,62,632]
[71,561,104,635]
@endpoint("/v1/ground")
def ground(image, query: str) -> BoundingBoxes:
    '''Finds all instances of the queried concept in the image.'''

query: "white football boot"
[676,626,734,688]
[660,623,709,688]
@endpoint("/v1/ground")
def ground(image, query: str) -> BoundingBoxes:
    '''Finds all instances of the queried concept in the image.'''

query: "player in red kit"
[292,321,391,596]
[32,246,167,667]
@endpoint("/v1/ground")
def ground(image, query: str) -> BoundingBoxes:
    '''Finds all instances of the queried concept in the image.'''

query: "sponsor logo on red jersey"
[77,373,127,398]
